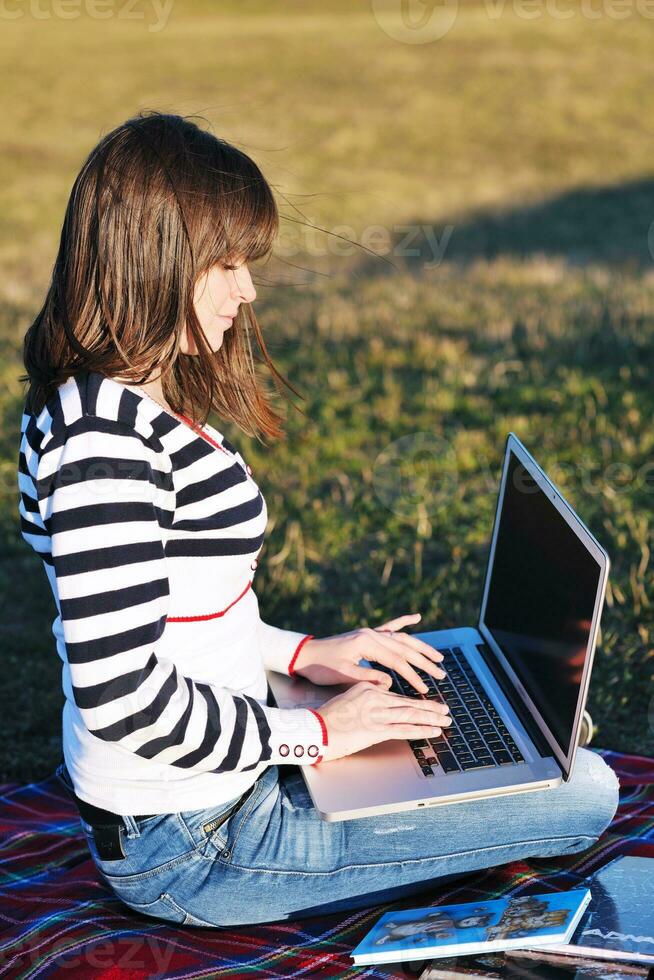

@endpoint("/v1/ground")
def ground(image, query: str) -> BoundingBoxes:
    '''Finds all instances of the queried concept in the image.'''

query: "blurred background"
[1,0,652,781]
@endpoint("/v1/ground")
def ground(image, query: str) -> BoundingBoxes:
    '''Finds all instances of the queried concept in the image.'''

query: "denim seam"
[179,783,264,862]
[216,777,267,865]
[177,797,243,852]
[176,812,203,851]
[159,891,218,928]
[119,889,213,928]
[123,815,140,838]
[208,826,229,853]
[178,813,228,855]
[121,891,184,921]
[224,833,602,877]
[133,813,168,829]
[99,845,202,885]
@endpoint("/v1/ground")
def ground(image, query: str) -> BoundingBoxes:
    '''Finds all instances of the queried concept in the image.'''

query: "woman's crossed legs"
[90,748,619,928]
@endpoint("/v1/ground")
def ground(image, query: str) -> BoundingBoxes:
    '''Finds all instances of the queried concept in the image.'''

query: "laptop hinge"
[474,643,554,759]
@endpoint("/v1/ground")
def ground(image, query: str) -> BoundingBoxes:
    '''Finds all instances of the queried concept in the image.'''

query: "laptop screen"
[483,450,602,758]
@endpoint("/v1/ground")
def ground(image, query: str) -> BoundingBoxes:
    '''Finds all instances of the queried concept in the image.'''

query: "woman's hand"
[317,680,452,763]
[293,612,445,694]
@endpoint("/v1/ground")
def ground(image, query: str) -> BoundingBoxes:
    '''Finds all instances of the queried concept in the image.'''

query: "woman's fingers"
[375,613,422,633]
[388,639,447,683]
[366,690,451,732]
[380,692,451,719]
[389,724,445,740]
[366,630,445,693]
[385,629,445,664]
[380,705,452,727]
[347,663,393,687]
[376,707,447,738]
[374,614,443,661]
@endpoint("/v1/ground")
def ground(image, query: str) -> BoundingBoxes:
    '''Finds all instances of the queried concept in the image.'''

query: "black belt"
[57,762,256,861]
[75,794,156,827]
[57,763,159,860]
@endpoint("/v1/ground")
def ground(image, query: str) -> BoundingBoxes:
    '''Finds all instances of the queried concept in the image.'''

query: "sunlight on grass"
[1,1,653,778]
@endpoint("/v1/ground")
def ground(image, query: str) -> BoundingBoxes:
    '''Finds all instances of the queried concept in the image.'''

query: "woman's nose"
[231,266,256,304]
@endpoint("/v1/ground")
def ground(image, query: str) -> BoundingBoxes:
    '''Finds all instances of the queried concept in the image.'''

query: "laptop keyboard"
[376,645,525,777]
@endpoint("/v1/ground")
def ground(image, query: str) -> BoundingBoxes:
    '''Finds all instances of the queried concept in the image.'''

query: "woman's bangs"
[221,171,278,265]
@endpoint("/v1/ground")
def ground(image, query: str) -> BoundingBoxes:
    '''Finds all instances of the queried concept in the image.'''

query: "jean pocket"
[179,781,262,855]
[198,803,246,855]
[208,782,271,863]
[179,798,237,851]
[81,818,202,888]
[200,803,240,838]
[195,807,234,854]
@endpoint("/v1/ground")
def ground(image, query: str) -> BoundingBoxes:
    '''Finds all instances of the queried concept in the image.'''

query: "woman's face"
[181,260,256,355]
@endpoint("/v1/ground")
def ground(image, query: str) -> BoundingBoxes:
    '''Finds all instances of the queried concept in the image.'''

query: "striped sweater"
[17,370,327,814]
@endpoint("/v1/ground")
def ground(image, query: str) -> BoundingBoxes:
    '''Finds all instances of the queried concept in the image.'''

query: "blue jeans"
[68,748,619,928]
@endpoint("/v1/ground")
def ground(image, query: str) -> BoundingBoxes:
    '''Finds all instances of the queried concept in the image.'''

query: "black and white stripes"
[18,370,325,813]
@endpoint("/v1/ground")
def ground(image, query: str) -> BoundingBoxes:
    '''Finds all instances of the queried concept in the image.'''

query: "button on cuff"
[268,706,328,766]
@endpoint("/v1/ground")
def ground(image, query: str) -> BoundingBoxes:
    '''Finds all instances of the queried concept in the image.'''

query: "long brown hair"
[20,110,305,442]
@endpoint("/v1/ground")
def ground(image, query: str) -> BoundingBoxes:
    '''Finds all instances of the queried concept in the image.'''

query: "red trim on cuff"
[288,633,315,676]
[308,708,328,746]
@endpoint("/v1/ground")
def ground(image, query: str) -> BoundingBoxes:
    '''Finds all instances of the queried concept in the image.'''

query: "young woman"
[17,112,620,928]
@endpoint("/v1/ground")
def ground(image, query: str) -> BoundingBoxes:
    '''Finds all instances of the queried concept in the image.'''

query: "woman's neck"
[113,374,171,412]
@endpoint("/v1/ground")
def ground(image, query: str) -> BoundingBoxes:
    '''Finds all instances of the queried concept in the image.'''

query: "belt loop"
[122,814,141,839]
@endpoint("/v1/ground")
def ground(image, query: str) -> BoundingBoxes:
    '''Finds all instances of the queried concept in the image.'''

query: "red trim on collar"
[175,413,232,456]
[166,580,252,622]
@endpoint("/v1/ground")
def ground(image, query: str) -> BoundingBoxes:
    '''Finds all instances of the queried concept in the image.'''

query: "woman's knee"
[557,748,620,841]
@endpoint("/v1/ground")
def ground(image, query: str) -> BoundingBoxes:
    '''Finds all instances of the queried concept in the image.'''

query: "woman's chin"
[181,330,227,356]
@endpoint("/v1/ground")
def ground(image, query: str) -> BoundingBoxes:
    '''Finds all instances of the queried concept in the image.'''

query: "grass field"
[1,1,653,781]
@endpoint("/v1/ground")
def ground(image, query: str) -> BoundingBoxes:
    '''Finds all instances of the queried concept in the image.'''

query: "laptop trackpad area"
[267,672,350,709]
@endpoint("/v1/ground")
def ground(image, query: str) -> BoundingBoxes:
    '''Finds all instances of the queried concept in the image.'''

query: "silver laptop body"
[267,433,610,821]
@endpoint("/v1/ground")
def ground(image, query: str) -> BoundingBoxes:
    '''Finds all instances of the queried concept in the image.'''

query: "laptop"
[266,433,610,821]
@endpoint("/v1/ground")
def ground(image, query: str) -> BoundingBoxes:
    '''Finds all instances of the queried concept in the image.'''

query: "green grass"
[1,1,653,780]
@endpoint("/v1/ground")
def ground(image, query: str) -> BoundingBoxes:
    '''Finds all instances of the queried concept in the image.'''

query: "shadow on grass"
[347,176,654,274]
[2,180,653,779]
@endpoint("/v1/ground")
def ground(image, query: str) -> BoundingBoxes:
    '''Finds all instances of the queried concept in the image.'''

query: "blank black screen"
[484,451,601,756]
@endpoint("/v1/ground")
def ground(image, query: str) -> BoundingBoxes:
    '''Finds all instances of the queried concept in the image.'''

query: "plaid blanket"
[0,748,652,979]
